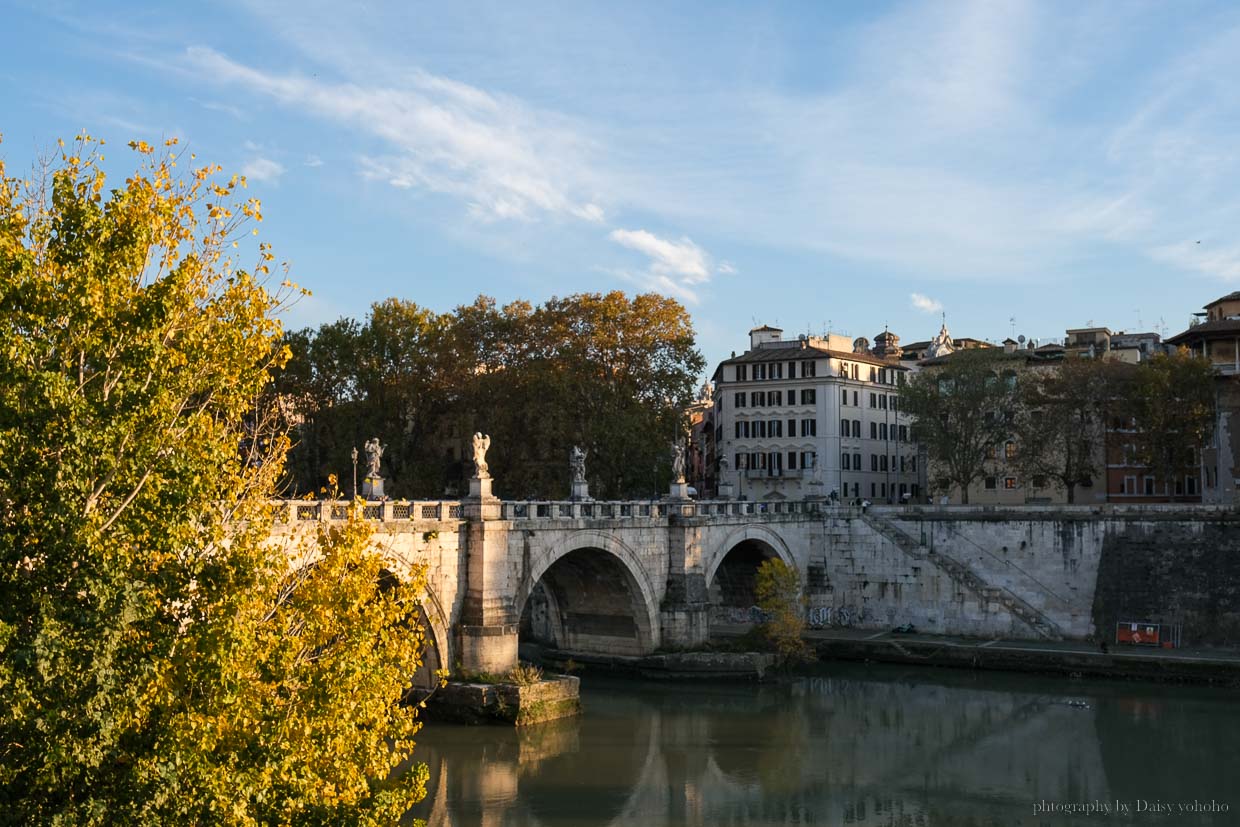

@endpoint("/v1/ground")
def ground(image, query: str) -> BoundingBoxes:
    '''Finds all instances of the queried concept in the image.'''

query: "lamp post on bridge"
[351,446,358,501]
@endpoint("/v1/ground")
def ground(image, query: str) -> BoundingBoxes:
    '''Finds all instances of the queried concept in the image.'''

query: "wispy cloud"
[184,46,606,224]
[304,154,324,168]
[910,293,943,314]
[242,157,285,183]
[608,228,731,303]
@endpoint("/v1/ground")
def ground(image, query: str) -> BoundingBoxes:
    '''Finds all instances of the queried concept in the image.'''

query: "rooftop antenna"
[1009,316,1016,338]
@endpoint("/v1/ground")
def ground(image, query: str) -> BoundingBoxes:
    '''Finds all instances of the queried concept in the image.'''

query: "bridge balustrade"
[273,500,465,524]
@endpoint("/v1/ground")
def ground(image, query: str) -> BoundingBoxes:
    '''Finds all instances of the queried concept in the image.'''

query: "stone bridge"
[267,493,1240,684]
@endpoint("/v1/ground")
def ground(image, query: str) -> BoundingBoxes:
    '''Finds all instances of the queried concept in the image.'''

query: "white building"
[710,325,924,503]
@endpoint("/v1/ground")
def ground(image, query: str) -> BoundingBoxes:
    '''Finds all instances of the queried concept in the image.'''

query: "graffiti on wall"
[710,605,868,628]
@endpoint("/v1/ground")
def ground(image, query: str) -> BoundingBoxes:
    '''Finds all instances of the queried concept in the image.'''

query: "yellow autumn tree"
[0,136,434,824]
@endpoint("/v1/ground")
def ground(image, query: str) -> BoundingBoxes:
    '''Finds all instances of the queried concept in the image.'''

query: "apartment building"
[710,326,923,502]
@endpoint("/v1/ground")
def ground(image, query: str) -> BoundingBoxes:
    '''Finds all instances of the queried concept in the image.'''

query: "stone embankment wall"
[813,507,1240,645]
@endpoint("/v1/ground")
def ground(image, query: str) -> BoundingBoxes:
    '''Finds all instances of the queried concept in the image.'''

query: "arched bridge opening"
[377,568,445,704]
[519,547,656,657]
[709,539,783,612]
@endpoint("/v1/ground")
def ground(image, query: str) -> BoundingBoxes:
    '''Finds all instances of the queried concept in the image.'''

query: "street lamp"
[351,446,358,501]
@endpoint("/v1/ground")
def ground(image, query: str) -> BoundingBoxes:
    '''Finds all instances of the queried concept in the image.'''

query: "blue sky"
[4,0,1240,371]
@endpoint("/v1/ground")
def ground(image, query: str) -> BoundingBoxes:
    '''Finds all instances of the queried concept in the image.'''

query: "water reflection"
[409,664,1239,826]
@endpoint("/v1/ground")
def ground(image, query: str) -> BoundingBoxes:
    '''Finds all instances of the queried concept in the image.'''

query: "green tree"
[1013,358,1117,503]
[899,349,1020,503]
[274,291,705,500]
[1125,348,1215,487]
[0,137,433,824]
[754,559,813,664]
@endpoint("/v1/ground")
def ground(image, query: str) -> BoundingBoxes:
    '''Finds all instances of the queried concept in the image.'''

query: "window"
[910,456,917,472]
[801,451,816,471]
[772,420,782,438]
[871,454,879,471]
[869,392,877,407]
[1143,477,1156,495]
[1004,477,1017,489]
[870,367,877,382]
[842,452,851,470]
[788,417,797,436]
[880,423,888,441]
[737,365,747,381]
[840,418,850,437]
[880,455,888,472]
[870,422,878,439]
[853,452,861,469]
[755,363,766,380]
[801,418,817,437]
[899,456,906,472]
[734,422,742,439]
[853,419,861,436]
[734,392,746,408]
[802,360,816,377]
[985,476,997,489]
[1123,475,1136,495]
[879,394,887,410]
[852,365,859,380]
[881,483,887,498]
[788,360,798,378]
[1032,475,1046,488]
[757,420,767,438]
[986,445,997,460]
[753,390,766,406]
[1005,442,1017,460]
[1187,476,1199,495]
[889,395,898,411]
[801,388,816,404]
[735,453,745,469]
[788,451,797,470]
[770,390,782,406]
[871,483,877,497]
[772,362,783,379]
[853,391,859,405]
[899,425,908,442]
[841,388,848,405]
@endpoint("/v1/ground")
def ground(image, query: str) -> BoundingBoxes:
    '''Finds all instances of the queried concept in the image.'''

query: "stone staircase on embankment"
[860,513,1064,641]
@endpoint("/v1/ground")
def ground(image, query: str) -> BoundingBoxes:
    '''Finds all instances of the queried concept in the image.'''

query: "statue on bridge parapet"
[671,443,686,484]
[361,437,385,499]
[667,442,690,501]
[472,432,491,479]
[569,445,591,501]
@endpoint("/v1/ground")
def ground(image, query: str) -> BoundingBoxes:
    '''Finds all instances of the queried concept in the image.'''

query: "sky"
[4,0,1240,373]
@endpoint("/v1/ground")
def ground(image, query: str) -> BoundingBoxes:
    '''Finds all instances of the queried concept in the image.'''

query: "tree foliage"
[274,292,705,500]
[0,137,433,824]
[754,559,813,664]
[1124,348,1215,486]
[899,349,1021,503]
[1012,358,1118,503]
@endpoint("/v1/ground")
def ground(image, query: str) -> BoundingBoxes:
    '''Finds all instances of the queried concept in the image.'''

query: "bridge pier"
[457,486,520,675]
[660,517,712,649]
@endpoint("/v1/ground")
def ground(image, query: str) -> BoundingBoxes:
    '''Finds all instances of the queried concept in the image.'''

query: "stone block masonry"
[267,499,1240,678]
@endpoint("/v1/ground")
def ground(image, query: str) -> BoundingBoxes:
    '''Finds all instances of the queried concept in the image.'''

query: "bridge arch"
[517,529,661,655]
[705,524,798,611]
[366,536,452,696]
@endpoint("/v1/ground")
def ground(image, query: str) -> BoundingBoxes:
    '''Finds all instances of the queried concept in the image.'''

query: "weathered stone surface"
[267,502,1240,678]
[427,675,581,726]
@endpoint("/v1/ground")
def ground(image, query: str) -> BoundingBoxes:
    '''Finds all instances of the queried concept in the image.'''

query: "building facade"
[710,326,923,503]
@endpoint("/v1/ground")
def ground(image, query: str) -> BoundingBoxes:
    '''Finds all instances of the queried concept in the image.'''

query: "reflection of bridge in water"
[270,493,1134,684]
[409,666,1240,826]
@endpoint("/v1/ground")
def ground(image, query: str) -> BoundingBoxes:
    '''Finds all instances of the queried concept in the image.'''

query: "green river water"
[407,663,1239,826]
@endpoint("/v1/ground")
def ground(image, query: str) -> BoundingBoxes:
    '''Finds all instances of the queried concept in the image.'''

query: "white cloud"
[910,292,943,314]
[607,228,732,302]
[185,46,606,224]
[304,154,324,168]
[241,157,285,183]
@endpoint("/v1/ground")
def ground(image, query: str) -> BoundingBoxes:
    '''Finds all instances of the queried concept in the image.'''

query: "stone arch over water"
[705,524,797,610]
[517,531,660,656]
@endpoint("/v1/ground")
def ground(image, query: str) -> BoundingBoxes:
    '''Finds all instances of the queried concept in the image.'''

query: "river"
[407,663,1239,826]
